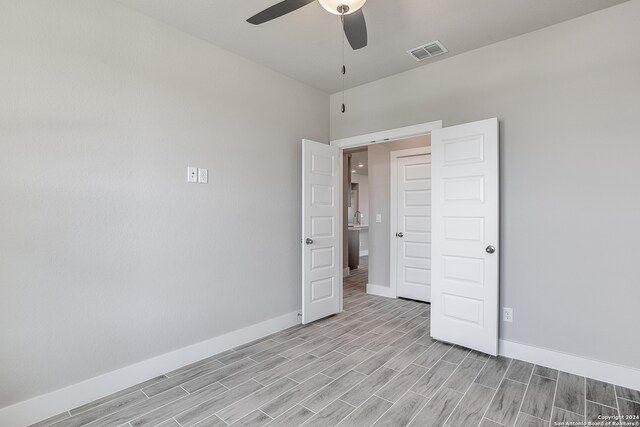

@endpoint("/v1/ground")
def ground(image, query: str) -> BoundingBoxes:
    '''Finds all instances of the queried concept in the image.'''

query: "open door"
[430,118,499,355]
[302,139,341,324]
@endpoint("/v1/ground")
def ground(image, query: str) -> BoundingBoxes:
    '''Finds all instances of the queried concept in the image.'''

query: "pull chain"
[341,14,346,114]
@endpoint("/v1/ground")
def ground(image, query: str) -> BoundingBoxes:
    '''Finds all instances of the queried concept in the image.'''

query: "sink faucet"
[354,210,361,225]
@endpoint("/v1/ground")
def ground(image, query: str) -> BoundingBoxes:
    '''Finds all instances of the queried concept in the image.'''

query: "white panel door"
[302,139,341,324]
[393,152,432,302]
[431,118,499,355]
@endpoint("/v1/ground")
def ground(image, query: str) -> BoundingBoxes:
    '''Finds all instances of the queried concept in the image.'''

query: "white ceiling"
[115,0,627,93]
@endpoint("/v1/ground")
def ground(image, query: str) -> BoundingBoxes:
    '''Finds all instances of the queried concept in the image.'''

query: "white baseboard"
[499,339,640,391]
[0,310,301,427]
[359,250,368,256]
[366,283,396,299]
[343,267,350,277]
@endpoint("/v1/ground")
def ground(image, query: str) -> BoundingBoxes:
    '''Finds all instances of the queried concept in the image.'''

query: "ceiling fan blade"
[247,0,316,25]
[343,9,368,50]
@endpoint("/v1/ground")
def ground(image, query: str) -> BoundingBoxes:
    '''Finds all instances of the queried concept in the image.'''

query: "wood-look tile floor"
[31,263,640,427]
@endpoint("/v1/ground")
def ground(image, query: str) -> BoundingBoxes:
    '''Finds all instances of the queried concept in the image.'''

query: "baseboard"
[359,250,368,256]
[343,267,350,277]
[0,310,301,427]
[366,283,396,299]
[499,339,640,391]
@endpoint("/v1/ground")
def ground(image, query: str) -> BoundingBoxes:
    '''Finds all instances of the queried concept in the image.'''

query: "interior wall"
[367,136,430,289]
[0,0,328,408]
[330,1,640,369]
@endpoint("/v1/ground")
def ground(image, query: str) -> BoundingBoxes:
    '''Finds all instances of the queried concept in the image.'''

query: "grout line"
[241,376,318,423]
[551,405,585,418]
[535,373,557,381]
[298,402,315,414]
[549,367,560,424]
[399,345,460,426]
[618,396,639,405]
[585,398,619,411]
[443,353,492,427]
[505,377,529,386]
[173,416,184,426]
[337,398,357,409]
[527,411,554,422]
[584,374,587,420]
[483,419,510,427]
[283,375,300,384]
[513,363,537,426]
[374,394,395,405]
[372,389,427,427]
[259,409,273,420]
[200,414,228,426]
[481,358,514,424]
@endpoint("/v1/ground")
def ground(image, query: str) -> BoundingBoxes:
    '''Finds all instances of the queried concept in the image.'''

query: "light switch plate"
[376,214,382,223]
[198,168,208,184]
[187,167,198,183]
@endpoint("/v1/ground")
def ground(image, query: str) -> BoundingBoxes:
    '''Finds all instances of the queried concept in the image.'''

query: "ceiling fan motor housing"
[318,0,367,15]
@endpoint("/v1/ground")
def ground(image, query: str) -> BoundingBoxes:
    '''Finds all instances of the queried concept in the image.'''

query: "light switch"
[187,167,198,183]
[198,168,208,184]
[376,214,382,223]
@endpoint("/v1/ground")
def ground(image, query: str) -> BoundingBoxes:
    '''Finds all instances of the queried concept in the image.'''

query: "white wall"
[0,0,328,409]
[367,137,430,289]
[330,1,640,370]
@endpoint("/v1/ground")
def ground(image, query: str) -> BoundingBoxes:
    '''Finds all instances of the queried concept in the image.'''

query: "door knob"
[305,238,314,245]
[396,232,404,238]
[485,245,496,254]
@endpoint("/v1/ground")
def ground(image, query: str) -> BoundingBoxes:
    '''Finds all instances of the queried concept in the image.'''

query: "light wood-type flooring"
[31,262,640,426]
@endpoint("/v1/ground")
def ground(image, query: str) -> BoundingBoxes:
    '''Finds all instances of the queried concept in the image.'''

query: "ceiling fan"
[247,0,369,50]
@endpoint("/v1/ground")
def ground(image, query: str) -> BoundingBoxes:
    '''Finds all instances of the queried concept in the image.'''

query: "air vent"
[407,40,448,62]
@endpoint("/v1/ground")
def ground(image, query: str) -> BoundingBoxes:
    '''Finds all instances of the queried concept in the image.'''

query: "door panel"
[395,153,432,302]
[302,140,341,324]
[431,118,499,355]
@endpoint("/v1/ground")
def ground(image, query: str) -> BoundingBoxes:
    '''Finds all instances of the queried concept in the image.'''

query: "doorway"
[342,140,431,303]
[343,148,369,295]
[302,118,500,356]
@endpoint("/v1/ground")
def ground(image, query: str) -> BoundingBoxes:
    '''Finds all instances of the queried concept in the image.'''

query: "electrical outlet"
[503,307,513,323]
[198,168,208,184]
[187,167,198,183]
[376,214,382,223]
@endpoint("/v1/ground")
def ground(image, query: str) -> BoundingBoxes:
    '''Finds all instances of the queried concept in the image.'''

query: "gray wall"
[330,1,640,369]
[367,137,430,289]
[0,0,328,407]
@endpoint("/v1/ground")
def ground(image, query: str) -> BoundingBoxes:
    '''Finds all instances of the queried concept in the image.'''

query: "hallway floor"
[32,263,640,427]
